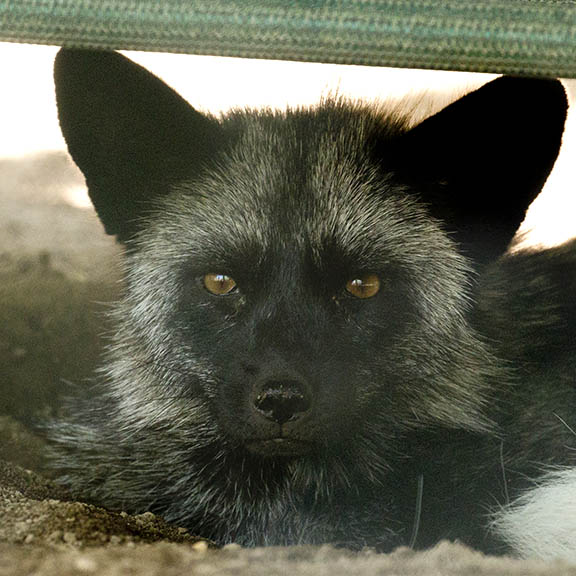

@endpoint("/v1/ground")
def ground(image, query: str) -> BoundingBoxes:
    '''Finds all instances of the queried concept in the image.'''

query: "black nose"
[253,380,312,425]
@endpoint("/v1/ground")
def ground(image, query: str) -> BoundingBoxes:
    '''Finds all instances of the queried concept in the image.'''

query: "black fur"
[49,48,575,553]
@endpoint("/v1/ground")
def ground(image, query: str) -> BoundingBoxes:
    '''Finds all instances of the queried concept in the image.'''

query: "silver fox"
[49,48,576,557]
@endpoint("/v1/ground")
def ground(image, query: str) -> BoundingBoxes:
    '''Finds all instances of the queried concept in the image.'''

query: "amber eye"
[345,274,381,299]
[203,273,237,295]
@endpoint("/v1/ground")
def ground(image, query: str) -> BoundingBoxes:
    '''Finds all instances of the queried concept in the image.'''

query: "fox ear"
[392,76,568,263]
[54,48,222,241]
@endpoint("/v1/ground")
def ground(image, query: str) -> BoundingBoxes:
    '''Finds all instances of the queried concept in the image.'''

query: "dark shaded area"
[0,257,118,424]
[0,152,121,425]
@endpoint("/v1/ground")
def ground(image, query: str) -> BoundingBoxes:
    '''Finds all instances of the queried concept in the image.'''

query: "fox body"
[50,49,576,556]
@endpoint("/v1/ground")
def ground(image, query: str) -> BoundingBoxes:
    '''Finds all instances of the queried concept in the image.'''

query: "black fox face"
[125,106,486,458]
[52,49,568,549]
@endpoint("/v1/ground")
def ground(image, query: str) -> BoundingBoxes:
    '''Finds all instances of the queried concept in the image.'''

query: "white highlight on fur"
[494,468,576,561]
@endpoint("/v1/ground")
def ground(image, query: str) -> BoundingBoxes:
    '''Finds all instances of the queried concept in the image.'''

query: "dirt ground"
[0,454,574,576]
[2,151,576,575]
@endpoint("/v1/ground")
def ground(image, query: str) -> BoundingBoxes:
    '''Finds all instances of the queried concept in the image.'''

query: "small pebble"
[74,557,98,572]
[48,530,63,543]
[13,521,29,535]
[192,540,209,553]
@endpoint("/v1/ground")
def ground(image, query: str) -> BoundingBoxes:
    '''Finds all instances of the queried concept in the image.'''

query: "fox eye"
[345,274,381,299]
[204,273,237,295]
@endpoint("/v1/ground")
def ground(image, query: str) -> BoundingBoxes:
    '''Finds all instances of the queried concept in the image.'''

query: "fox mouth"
[245,437,314,458]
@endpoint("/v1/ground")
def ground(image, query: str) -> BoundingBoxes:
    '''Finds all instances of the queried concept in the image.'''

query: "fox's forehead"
[166,106,406,231]
[158,149,440,277]
[221,103,405,173]
[147,106,450,272]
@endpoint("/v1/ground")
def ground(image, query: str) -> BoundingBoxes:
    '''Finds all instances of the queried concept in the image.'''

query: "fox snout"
[226,361,319,457]
[252,378,313,426]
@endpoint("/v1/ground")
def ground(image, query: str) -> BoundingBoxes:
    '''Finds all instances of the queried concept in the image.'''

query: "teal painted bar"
[0,0,575,77]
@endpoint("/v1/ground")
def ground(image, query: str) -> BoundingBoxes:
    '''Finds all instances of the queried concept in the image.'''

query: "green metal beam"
[1,0,575,77]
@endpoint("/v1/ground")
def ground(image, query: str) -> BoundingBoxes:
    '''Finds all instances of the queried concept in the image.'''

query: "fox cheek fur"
[49,48,573,552]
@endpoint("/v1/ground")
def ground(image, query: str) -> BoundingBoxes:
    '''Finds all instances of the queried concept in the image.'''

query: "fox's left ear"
[391,76,568,264]
[54,48,223,242]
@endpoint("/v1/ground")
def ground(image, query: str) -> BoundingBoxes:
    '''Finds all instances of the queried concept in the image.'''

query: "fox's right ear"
[388,76,567,264]
[54,48,222,241]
